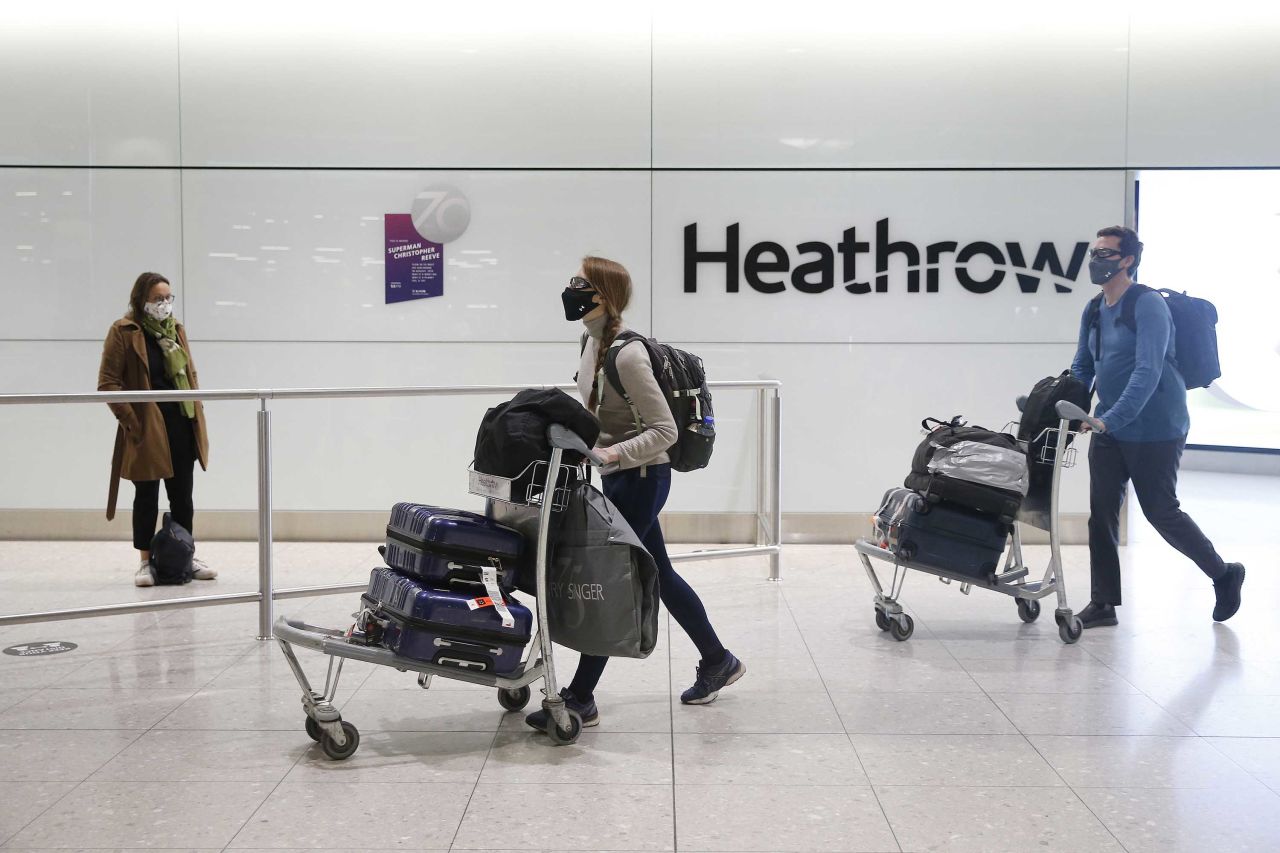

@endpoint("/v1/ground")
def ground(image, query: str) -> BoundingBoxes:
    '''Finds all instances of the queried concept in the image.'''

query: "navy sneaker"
[524,688,599,731]
[680,651,746,705]
[1213,563,1246,622]
[1078,601,1118,628]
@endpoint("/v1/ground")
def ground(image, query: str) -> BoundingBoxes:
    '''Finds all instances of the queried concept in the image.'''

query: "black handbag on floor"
[149,512,195,585]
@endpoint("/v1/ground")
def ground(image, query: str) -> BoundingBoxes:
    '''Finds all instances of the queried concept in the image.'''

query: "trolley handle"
[1054,400,1103,432]
[547,423,604,466]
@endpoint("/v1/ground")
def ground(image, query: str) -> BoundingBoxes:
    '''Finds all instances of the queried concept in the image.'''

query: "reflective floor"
[0,471,1277,852]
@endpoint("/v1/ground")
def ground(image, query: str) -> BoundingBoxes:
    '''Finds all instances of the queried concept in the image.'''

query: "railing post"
[756,388,768,548]
[768,387,783,582]
[256,397,275,639]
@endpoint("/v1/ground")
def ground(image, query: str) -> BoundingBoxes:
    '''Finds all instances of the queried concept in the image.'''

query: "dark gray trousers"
[1087,433,1227,606]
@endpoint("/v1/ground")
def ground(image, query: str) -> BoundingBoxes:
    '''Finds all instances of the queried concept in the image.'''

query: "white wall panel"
[177,4,650,167]
[181,170,651,342]
[1128,5,1280,166]
[654,170,1122,344]
[0,6,179,166]
[0,168,183,340]
[653,2,1128,168]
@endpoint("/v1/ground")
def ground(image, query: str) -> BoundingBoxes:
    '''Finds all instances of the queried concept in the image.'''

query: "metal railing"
[0,381,783,637]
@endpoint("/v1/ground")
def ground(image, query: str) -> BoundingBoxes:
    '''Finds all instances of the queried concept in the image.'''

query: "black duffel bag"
[473,389,600,498]
[903,416,1029,522]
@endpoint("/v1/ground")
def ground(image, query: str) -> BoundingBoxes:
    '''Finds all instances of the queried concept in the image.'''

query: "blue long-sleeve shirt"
[1070,287,1189,442]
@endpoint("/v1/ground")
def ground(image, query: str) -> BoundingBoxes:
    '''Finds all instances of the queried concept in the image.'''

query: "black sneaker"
[1078,602,1118,629]
[524,688,599,731]
[1213,563,1246,622]
[680,651,746,705]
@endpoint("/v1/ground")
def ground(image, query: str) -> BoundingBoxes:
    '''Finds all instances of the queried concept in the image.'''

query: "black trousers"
[568,464,726,701]
[1087,433,1226,606]
[132,407,197,551]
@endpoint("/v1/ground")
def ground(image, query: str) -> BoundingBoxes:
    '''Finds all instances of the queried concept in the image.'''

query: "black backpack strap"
[601,331,646,430]
[601,331,643,400]
[573,332,589,382]
[1117,283,1153,333]
[1086,292,1104,340]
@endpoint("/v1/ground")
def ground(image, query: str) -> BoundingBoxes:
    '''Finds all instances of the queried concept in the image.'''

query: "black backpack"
[599,332,715,473]
[149,513,195,585]
[1087,284,1221,390]
[1018,371,1091,441]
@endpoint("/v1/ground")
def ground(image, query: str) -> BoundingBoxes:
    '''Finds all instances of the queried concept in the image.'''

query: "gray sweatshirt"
[577,315,677,471]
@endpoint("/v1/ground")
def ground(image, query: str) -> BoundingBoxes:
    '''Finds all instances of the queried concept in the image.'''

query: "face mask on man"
[561,287,598,321]
[144,299,174,321]
[1087,249,1125,286]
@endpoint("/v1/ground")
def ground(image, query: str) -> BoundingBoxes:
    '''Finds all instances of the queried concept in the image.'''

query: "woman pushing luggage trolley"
[855,399,1098,645]
[273,424,599,759]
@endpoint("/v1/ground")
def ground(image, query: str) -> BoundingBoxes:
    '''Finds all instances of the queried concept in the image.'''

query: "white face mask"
[144,299,174,321]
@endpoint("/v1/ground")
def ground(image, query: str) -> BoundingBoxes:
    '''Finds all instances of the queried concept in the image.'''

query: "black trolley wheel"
[546,709,583,746]
[875,609,892,631]
[498,686,532,712]
[889,614,915,642]
[305,716,323,742]
[1016,598,1041,623]
[320,721,361,760]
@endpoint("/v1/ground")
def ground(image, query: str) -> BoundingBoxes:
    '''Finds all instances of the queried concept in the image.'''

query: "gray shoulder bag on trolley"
[548,481,660,658]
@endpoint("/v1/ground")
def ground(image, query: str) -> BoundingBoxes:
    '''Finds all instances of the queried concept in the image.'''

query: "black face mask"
[561,287,598,321]
[1088,258,1123,286]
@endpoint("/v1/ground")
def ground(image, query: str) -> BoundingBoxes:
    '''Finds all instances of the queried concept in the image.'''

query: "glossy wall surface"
[2,2,1277,518]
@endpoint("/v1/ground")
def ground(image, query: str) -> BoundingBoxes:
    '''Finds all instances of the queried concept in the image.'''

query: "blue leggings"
[568,463,725,701]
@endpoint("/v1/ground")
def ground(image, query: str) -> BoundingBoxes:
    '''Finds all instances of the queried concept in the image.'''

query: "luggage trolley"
[855,400,1097,645]
[273,425,599,759]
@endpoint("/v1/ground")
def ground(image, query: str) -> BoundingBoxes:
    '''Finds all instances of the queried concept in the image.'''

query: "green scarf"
[140,315,195,419]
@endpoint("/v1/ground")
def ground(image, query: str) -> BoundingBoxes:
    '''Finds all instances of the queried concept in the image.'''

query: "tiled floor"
[0,470,1277,851]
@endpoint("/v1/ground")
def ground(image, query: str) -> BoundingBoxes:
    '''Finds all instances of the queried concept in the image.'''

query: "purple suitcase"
[363,566,532,675]
[383,503,523,593]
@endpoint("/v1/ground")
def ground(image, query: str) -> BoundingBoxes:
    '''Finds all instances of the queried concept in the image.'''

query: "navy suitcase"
[362,566,532,675]
[384,503,523,593]
[874,488,1009,582]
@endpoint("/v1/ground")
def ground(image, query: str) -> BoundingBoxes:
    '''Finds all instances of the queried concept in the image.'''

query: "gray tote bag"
[547,482,659,658]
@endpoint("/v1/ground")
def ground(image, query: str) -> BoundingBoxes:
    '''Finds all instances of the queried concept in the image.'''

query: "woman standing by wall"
[98,272,216,586]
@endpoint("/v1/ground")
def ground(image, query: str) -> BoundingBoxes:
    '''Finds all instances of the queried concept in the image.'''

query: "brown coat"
[98,317,210,519]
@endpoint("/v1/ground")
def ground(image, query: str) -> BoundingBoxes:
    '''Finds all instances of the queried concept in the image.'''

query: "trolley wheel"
[1058,616,1084,645]
[1016,598,1041,624]
[305,716,323,742]
[546,710,583,746]
[320,721,360,761]
[889,614,915,642]
[498,686,531,712]
[875,609,892,631]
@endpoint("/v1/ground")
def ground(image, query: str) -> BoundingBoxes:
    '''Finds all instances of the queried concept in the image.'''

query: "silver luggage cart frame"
[274,424,598,759]
[855,400,1096,645]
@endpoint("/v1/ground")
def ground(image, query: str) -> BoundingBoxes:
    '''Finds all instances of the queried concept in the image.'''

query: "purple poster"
[385,213,443,304]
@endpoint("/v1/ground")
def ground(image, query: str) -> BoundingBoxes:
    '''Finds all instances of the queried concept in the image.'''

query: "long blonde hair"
[582,255,632,411]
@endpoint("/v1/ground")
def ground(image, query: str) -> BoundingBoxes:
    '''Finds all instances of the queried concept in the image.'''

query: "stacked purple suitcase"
[362,504,531,675]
